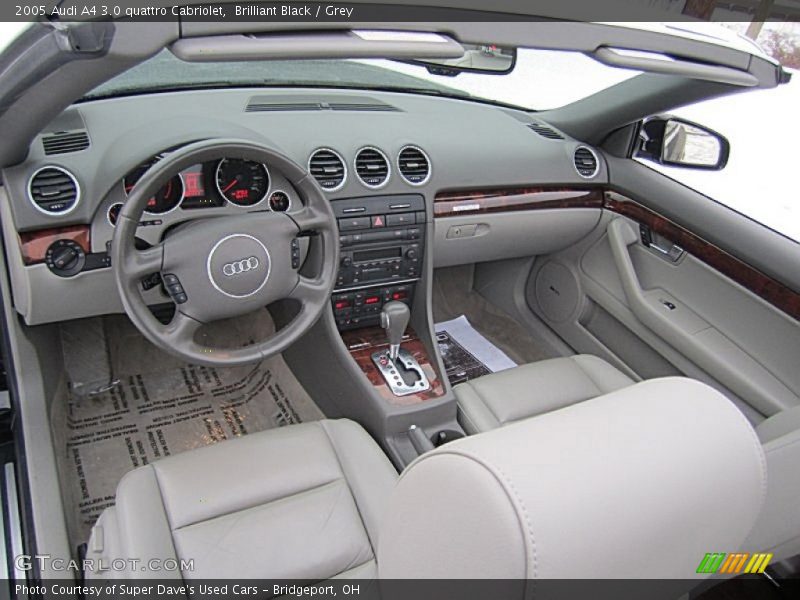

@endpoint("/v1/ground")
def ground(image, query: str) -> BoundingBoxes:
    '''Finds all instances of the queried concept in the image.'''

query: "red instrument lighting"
[365,296,380,305]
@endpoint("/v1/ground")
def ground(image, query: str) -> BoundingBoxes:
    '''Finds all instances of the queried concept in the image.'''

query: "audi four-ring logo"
[222,256,260,276]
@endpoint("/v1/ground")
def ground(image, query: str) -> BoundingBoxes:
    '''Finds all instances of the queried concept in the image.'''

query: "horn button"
[207,234,271,298]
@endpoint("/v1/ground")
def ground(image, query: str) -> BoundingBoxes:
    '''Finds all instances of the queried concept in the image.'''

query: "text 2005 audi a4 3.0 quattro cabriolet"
[0,4,798,598]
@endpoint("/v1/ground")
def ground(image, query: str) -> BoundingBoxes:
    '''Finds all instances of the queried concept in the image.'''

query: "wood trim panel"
[341,326,446,406]
[19,225,91,266]
[433,187,604,217]
[605,191,800,321]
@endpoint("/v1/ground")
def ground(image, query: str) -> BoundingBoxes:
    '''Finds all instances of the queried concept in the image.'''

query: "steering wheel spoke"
[291,275,328,303]
[124,244,164,279]
[291,205,331,234]
[160,310,202,347]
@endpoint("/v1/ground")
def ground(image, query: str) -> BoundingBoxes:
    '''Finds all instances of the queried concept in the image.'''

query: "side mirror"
[636,116,729,170]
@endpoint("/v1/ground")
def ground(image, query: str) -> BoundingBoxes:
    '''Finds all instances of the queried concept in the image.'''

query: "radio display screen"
[353,247,402,262]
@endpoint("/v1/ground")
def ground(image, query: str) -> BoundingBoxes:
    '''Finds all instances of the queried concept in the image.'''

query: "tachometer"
[215,159,270,207]
[123,159,184,214]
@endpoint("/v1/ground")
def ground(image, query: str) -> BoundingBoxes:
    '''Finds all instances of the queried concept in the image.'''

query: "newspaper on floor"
[435,315,517,386]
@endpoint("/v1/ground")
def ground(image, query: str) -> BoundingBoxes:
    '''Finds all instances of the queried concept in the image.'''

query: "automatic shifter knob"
[380,301,410,361]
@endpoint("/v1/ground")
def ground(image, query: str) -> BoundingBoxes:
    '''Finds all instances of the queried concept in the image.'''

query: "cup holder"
[431,429,465,447]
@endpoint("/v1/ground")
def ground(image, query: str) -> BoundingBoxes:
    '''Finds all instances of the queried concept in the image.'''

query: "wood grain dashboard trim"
[19,225,91,266]
[341,326,446,406]
[605,191,800,321]
[433,187,604,217]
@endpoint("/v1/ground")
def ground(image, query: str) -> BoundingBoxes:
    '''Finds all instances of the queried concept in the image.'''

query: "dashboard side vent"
[527,121,564,140]
[28,166,80,214]
[573,146,599,178]
[397,146,431,185]
[42,131,90,155]
[308,149,347,191]
[355,147,390,188]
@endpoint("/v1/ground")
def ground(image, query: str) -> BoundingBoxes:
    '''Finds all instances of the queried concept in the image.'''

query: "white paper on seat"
[435,315,517,385]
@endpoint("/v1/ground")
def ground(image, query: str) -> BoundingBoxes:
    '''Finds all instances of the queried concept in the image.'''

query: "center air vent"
[355,147,390,188]
[527,121,564,140]
[397,146,431,185]
[308,148,347,192]
[573,146,599,178]
[28,166,80,215]
[42,131,90,155]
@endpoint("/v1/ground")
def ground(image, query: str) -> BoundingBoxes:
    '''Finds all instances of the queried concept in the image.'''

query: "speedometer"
[215,159,270,207]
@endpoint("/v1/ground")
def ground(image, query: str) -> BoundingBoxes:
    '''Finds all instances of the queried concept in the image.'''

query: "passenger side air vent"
[42,131,90,155]
[28,166,80,214]
[573,146,599,178]
[527,121,564,140]
[355,147,390,188]
[397,145,431,185]
[308,148,347,192]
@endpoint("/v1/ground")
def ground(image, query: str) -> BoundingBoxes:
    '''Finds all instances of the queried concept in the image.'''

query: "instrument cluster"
[109,154,294,225]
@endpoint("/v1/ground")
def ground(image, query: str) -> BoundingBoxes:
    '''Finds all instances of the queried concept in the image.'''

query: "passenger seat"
[456,354,634,434]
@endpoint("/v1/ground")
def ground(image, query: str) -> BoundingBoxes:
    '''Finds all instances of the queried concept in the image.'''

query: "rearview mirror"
[637,117,729,170]
[407,44,516,76]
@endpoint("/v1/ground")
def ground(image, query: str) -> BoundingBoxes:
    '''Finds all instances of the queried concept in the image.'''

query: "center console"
[330,194,425,330]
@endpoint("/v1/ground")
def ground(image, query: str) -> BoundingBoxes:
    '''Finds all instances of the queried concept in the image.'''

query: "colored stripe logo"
[696,552,773,574]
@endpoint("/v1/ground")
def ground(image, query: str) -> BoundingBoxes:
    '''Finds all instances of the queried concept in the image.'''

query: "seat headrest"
[378,377,766,581]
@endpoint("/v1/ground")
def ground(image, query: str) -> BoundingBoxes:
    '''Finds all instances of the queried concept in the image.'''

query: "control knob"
[45,239,86,277]
[405,248,419,260]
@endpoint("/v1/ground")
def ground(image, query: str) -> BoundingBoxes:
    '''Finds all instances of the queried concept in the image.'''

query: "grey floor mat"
[53,310,324,549]
[433,265,552,365]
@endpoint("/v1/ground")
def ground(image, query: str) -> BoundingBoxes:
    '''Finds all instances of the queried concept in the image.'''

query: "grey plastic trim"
[27,165,81,216]
[592,47,759,87]
[308,147,347,193]
[573,146,600,179]
[607,217,798,414]
[354,146,391,190]
[397,145,432,187]
[5,462,26,581]
[214,158,272,208]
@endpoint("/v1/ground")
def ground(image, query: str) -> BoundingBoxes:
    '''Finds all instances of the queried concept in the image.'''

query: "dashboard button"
[338,217,370,231]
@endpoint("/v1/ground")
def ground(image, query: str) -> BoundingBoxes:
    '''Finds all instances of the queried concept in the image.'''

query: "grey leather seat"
[86,419,397,580]
[744,404,800,561]
[88,378,767,587]
[456,354,633,434]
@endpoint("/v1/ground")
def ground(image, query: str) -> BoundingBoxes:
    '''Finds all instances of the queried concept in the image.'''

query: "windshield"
[86,48,641,110]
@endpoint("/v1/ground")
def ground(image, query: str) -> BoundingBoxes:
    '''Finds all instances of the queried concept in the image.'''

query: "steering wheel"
[111,139,339,366]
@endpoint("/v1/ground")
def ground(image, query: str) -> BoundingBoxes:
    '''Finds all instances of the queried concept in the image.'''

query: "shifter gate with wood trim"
[372,301,431,396]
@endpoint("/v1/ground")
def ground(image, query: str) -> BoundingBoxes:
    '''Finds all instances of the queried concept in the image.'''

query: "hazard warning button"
[371,215,386,228]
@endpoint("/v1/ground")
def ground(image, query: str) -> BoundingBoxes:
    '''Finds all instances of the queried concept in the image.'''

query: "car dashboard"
[0,86,608,326]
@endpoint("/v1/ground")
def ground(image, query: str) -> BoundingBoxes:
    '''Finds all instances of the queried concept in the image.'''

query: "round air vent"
[573,146,599,179]
[397,145,431,185]
[354,147,390,188]
[308,148,346,192]
[28,166,81,215]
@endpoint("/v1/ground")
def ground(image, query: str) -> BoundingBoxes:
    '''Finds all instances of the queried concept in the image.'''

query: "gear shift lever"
[372,301,430,397]
[380,301,410,361]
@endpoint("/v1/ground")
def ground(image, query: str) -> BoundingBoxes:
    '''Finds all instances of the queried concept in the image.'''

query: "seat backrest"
[378,377,766,583]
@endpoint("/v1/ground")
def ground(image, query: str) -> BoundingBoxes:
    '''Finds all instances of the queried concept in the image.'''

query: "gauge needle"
[222,180,238,193]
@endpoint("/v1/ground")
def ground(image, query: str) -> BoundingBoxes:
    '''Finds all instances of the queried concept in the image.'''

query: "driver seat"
[86,419,397,579]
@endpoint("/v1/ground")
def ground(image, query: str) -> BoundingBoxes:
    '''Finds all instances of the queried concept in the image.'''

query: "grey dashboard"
[0,87,608,325]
